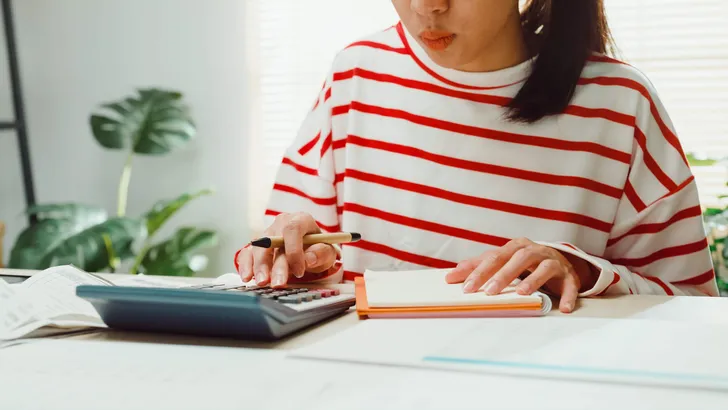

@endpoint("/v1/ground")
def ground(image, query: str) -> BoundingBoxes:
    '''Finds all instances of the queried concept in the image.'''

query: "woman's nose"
[411,0,449,16]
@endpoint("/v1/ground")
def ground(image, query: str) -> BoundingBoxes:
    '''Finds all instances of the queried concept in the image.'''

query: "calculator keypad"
[183,283,340,304]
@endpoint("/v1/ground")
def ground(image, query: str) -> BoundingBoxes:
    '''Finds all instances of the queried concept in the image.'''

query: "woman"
[235,0,718,312]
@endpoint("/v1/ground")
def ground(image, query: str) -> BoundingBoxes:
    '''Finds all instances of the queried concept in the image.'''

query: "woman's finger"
[558,274,580,313]
[482,245,547,295]
[445,258,479,284]
[282,213,321,278]
[270,249,289,288]
[304,243,337,273]
[515,259,562,295]
[462,250,511,293]
[252,246,274,286]
[238,247,254,282]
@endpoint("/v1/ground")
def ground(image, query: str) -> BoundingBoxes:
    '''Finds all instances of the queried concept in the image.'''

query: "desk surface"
[0,268,686,350]
[3,268,728,410]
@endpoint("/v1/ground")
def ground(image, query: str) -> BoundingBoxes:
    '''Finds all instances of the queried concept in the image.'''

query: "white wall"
[0,0,251,276]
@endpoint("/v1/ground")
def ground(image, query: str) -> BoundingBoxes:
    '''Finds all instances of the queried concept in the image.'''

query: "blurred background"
[0,0,726,279]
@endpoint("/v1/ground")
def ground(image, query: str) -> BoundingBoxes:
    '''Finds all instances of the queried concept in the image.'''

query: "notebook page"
[0,265,109,341]
[364,269,543,307]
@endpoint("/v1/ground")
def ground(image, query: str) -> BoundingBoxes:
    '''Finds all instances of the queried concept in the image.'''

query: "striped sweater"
[258,22,718,297]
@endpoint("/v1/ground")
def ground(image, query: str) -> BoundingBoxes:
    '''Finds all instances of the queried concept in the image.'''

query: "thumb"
[304,243,337,273]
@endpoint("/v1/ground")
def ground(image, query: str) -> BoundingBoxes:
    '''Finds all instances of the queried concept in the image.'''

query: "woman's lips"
[419,30,455,51]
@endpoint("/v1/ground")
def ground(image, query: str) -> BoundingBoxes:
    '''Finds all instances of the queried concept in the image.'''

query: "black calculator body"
[76,283,356,341]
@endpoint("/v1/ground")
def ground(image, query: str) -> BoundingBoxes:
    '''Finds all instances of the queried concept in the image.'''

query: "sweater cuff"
[536,241,618,297]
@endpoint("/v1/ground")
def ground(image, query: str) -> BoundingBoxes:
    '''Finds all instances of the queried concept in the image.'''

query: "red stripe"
[347,135,622,199]
[345,202,509,247]
[635,273,674,296]
[349,239,456,269]
[588,55,626,65]
[594,271,621,297]
[333,68,634,127]
[281,157,317,176]
[273,183,337,206]
[634,127,677,191]
[298,132,321,156]
[320,131,333,158]
[343,101,631,164]
[671,270,716,286]
[312,99,319,111]
[332,105,351,116]
[578,76,688,166]
[281,156,346,183]
[611,238,709,268]
[324,88,332,102]
[343,270,363,282]
[607,206,703,247]
[346,169,612,233]
[344,40,408,55]
[332,138,346,150]
[264,209,340,232]
[396,23,525,91]
[623,181,646,212]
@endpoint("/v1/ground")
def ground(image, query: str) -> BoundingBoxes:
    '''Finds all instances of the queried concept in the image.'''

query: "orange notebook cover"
[354,269,551,319]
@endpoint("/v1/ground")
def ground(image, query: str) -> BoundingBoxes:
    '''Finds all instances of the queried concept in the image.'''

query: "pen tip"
[350,232,361,241]
[250,237,272,248]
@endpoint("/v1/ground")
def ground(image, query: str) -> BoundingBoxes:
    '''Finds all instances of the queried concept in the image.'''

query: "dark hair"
[508,0,615,123]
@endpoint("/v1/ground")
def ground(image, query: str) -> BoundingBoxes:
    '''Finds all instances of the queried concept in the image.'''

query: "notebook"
[355,268,552,318]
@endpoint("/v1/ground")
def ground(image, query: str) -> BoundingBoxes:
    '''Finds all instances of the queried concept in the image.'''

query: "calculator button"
[308,292,322,300]
[331,289,340,296]
[279,295,301,304]
[299,293,314,302]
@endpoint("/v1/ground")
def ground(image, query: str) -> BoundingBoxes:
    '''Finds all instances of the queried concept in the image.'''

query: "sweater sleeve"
[543,78,718,297]
[257,71,344,283]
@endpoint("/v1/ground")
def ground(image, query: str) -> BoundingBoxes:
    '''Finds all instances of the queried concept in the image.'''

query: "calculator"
[76,282,356,341]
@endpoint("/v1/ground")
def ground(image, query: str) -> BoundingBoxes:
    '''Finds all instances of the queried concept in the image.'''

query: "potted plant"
[8,88,217,276]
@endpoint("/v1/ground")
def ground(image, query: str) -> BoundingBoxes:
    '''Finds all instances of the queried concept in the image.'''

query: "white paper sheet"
[291,317,728,391]
[0,266,111,341]
[364,269,545,307]
[1,339,725,410]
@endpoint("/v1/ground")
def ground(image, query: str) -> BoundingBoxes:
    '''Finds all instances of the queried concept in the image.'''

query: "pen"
[249,232,362,248]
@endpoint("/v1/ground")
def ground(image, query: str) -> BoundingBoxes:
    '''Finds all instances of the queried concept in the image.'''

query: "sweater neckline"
[396,22,534,91]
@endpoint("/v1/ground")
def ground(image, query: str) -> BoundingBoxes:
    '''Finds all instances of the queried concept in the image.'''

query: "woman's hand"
[445,238,598,313]
[237,212,338,288]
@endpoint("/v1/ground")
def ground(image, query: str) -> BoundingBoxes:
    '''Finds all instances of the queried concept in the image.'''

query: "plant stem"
[129,245,149,275]
[117,152,134,217]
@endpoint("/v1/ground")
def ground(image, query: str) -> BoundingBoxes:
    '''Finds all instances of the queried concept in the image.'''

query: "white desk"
[2,269,727,409]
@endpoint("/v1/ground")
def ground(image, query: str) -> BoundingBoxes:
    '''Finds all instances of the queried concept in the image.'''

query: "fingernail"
[463,279,476,293]
[565,302,575,312]
[255,269,268,285]
[517,283,530,294]
[484,281,499,295]
[271,270,284,287]
[305,252,317,267]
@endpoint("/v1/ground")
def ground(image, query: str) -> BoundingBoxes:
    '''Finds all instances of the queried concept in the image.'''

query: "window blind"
[605,0,728,207]
[244,0,398,230]
[245,1,728,228]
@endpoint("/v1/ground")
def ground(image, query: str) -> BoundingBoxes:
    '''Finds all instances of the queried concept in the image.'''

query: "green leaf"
[704,208,725,217]
[8,204,108,269]
[39,218,147,272]
[89,88,196,155]
[143,189,213,237]
[141,227,218,276]
[686,152,718,167]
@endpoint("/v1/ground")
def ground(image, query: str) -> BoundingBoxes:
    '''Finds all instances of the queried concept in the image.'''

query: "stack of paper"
[355,269,552,318]
[0,265,186,343]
